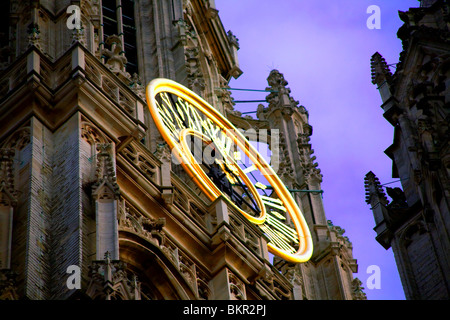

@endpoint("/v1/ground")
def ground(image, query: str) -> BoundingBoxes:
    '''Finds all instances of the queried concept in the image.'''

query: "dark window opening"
[122,0,138,76]
[0,1,10,65]
[102,0,138,75]
[102,0,117,39]
[103,19,117,39]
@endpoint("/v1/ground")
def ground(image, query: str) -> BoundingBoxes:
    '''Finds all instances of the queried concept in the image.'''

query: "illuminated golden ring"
[146,78,313,263]
[179,128,266,224]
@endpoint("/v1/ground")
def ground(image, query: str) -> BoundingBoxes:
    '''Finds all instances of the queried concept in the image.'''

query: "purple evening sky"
[215,0,421,300]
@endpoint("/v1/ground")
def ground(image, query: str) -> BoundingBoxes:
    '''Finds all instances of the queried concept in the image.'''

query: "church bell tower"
[0,0,363,300]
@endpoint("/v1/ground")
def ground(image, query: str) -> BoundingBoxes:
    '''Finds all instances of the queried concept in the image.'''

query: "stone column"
[210,268,246,300]
[0,148,16,270]
[92,143,121,260]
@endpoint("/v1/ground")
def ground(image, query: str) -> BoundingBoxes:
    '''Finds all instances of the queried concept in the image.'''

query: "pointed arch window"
[101,0,138,76]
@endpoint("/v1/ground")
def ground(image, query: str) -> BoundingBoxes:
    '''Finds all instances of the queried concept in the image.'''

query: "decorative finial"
[364,171,389,205]
[267,69,288,90]
[104,251,111,261]
[27,23,41,49]
[101,35,130,81]
[371,52,393,86]
[227,30,239,49]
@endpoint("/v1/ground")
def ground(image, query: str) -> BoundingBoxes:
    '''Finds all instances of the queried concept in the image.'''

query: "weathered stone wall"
[46,114,85,300]
[3,114,96,299]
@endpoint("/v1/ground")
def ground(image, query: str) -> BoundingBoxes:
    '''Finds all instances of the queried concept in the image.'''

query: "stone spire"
[265,69,301,111]
[364,171,389,207]
[364,171,392,249]
[92,144,121,200]
[260,70,363,299]
[259,70,326,225]
[258,70,314,187]
[371,52,394,102]
[370,52,393,87]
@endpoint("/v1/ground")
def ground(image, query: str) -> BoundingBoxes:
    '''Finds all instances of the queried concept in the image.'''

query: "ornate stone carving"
[227,31,239,49]
[1,127,31,151]
[364,171,389,206]
[173,18,191,46]
[118,90,136,116]
[118,200,166,247]
[154,142,172,163]
[260,69,323,185]
[129,73,145,99]
[71,26,86,46]
[386,187,408,209]
[27,23,41,49]
[297,133,323,183]
[417,117,436,153]
[371,52,393,86]
[272,277,293,300]
[185,46,205,94]
[197,271,212,300]
[92,144,120,200]
[86,252,141,300]
[0,269,19,300]
[265,70,298,110]
[176,16,206,94]
[101,35,130,81]
[159,237,211,298]
[281,263,302,287]
[351,278,367,300]
[0,149,17,206]
[267,69,288,91]
[81,0,100,17]
[228,215,261,254]
[327,219,352,246]
[228,270,245,300]
[81,121,109,145]
[273,133,295,185]
[217,76,235,113]
[119,144,157,182]
[179,255,195,287]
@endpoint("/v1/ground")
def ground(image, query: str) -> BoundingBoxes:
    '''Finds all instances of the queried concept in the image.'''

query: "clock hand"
[238,161,270,197]
[205,160,262,216]
[204,164,261,215]
[198,130,298,250]
[221,161,261,213]
[167,92,190,130]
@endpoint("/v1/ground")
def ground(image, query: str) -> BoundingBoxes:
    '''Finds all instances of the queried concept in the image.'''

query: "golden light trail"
[146,78,313,263]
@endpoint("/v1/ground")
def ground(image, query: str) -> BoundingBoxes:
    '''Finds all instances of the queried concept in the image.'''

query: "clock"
[145,78,313,263]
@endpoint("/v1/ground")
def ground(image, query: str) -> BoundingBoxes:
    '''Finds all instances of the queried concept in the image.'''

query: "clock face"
[146,78,313,263]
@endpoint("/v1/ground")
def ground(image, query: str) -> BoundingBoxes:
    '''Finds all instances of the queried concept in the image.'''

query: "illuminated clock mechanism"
[146,79,313,263]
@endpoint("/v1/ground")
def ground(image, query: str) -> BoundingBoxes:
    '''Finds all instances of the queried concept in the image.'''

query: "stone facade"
[365,0,450,300]
[0,0,363,300]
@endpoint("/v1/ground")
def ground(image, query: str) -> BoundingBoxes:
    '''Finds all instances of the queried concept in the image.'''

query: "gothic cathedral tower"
[0,0,363,300]
[365,0,450,300]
